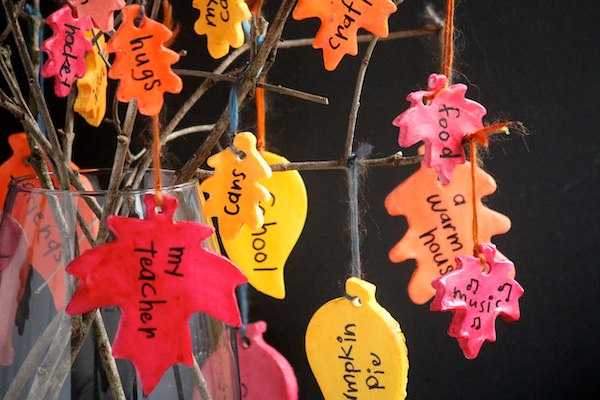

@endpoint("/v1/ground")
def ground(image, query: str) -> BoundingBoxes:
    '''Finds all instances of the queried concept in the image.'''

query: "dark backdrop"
[1,1,598,399]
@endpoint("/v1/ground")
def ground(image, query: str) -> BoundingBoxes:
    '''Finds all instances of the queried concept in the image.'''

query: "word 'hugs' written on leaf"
[192,0,252,59]
[65,194,247,395]
[431,243,524,359]
[41,5,93,98]
[393,74,487,184]
[200,132,273,241]
[293,0,398,71]
[107,4,183,116]
[306,278,409,400]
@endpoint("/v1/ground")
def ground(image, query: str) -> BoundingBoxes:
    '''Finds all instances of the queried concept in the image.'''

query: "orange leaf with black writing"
[293,0,397,70]
[107,4,182,116]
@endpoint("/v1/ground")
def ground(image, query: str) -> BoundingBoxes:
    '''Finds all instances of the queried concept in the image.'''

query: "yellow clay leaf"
[74,32,108,127]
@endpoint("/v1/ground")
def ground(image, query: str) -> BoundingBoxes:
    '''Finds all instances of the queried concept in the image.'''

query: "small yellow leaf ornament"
[222,151,308,299]
[74,32,108,127]
[192,0,252,59]
[200,132,272,240]
[306,278,409,400]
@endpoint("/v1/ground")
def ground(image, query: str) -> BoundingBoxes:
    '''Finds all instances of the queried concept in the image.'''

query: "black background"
[1,1,599,399]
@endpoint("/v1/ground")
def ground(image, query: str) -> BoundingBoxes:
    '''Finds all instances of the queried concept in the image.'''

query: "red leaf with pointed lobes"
[293,0,397,71]
[393,74,487,184]
[66,194,247,395]
[41,5,93,97]
[73,0,125,32]
[430,243,524,359]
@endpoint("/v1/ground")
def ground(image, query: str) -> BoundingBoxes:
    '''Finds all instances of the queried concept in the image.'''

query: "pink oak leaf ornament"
[73,0,126,32]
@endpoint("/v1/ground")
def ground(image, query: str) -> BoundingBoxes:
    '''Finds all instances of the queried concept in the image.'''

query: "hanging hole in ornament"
[345,293,362,307]
[241,336,251,349]
[154,205,164,215]
[134,4,146,28]
[22,156,31,166]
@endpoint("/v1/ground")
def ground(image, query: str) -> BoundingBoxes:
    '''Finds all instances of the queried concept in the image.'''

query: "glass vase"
[0,169,241,399]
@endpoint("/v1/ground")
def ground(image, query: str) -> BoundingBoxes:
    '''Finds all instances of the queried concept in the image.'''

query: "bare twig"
[191,357,213,400]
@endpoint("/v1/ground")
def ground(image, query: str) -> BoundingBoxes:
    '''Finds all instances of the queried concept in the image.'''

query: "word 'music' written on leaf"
[306,278,409,400]
[385,162,512,305]
[73,0,126,32]
[41,5,93,98]
[107,4,183,116]
[192,0,252,59]
[293,0,397,70]
[393,74,487,184]
[65,194,247,395]
[431,243,524,359]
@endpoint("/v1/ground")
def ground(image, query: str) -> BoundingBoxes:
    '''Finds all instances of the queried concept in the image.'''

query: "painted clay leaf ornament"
[200,132,272,241]
[41,5,93,98]
[393,74,487,184]
[306,278,409,400]
[192,0,252,59]
[0,133,97,310]
[222,151,307,299]
[430,243,524,359]
[293,0,398,71]
[65,194,247,395]
[74,32,108,127]
[385,161,512,305]
[73,0,126,32]
[107,4,183,116]
[237,321,299,400]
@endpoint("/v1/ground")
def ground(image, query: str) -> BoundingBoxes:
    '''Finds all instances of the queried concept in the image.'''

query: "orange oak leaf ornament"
[200,132,272,241]
[74,32,108,127]
[107,4,183,116]
[41,5,93,98]
[306,278,409,399]
[237,321,299,400]
[73,0,126,32]
[66,194,247,395]
[293,0,398,70]
[192,0,252,59]
[385,162,512,305]
[393,74,487,184]
[431,243,524,359]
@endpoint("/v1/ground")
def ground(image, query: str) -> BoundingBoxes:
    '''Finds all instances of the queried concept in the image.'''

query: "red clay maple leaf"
[41,5,93,97]
[293,0,397,70]
[73,0,126,32]
[107,4,183,116]
[66,194,247,395]
[393,74,487,184]
[430,243,523,359]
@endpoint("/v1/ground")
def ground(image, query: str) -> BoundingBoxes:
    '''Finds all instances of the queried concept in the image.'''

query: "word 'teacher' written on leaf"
[107,4,183,116]
[222,151,308,299]
[393,74,487,184]
[200,132,272,241]
[306,278,409,400]
[192,0,252,59]
[431,243,524,359]
[66,194,247,395]
[237,321,299,400]
[41,5,93,98]
[73,0,126,32]
[293,0,397,71]
[385,161,512,305]
[74,32,108,127]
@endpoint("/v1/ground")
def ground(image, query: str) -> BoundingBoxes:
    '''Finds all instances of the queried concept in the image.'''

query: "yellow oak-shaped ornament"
[74,32,108,127]
[192,0,252,59]
[306,278,409,400]
[200,132,272,240]
[222,151,308,299]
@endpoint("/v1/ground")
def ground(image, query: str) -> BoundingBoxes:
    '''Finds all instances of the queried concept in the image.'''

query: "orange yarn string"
[256,76,266,152]
[152,115,164,206]
[442,0,456,79]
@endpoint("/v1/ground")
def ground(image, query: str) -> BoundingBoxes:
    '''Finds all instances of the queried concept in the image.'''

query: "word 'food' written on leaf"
[107,4,183,116]
[385,161,512,305]
[66,194,247,395]
[192,0,252,59]
[306,278,409,400]
[73,0,126,32]
[200,132,272,241]
[431,243,524,359]
[74,32,108,127]
[222,151,307,299]
[293,0,397,71]
[393,74,487,184]
[41,5,93,98]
